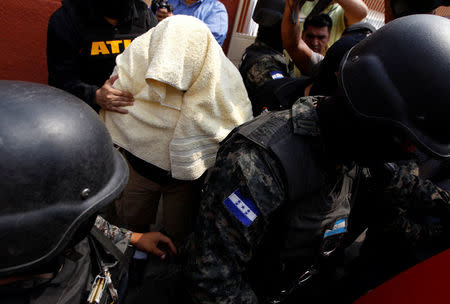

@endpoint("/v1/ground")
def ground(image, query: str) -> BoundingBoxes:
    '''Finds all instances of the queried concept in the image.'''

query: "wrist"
[130,232,142,246]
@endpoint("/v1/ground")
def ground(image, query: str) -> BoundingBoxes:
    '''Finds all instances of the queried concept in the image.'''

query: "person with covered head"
[47,0,157,113]
[101,15,253,243]
[183,14,450,304]
[0,81,176,303]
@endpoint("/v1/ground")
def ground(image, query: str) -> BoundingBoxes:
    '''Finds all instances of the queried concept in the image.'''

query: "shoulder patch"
[223,189,260,227]
[270,71,285,80]
[324,218,347,238]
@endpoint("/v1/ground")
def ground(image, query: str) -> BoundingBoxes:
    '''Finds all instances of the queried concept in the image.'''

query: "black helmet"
[0,81,129,276]
[339,15,450,159]
[252,0,285,26]
[390,0,450,18]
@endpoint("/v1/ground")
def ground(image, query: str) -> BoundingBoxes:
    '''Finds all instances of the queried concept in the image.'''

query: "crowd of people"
[1,0,450,303]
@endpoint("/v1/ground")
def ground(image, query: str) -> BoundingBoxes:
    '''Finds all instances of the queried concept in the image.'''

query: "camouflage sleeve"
[387,161,450,211]
[184,137,286,304]
[245,54,289,98]
[377,160,450,243]
[95,215,133,246]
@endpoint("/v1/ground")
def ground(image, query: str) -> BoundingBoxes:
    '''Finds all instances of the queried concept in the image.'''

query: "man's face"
[302,26,330,55]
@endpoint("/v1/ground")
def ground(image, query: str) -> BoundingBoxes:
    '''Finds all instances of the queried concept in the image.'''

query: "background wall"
[0,0,61,84]
[0,0,239,84]
[1,0,448,84]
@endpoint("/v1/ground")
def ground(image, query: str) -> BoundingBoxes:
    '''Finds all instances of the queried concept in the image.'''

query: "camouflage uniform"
[95,215,132,247]
[183,96,450,304]
[184,96,356,304]
[344,160,450,300]
[239,40,290,103]
[360,160,450,261]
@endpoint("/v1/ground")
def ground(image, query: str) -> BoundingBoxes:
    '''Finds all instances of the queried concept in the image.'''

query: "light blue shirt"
[168,0,228,45]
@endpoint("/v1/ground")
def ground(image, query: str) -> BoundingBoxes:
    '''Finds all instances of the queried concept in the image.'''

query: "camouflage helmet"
[0,81,129,276]
[339,15,450,158]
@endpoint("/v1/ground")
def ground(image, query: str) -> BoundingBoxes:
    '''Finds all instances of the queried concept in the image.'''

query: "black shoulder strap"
[90,226,129,277]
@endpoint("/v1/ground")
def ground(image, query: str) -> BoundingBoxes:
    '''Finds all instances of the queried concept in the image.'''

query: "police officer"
[0,81,176,303]
[183,15,450,304]
[343,0,450,298]
[239,0,312,116]
[47,0,157,113]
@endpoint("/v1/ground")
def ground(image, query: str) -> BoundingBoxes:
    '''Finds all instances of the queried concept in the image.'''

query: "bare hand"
[95,75,134,114]
[156,8,173,22]
[130,231,177,259]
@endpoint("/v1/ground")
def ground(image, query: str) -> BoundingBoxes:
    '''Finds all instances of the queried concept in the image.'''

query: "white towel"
[101,15,253,180]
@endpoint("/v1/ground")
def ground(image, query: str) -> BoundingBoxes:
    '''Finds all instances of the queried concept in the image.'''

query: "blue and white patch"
[223,189,260,227]
[324,218,347,238]
[270,71,285,80]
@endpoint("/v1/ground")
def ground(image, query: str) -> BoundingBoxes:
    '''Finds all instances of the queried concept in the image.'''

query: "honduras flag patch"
[270,71,285,80]
[324,218,347,238]
[223,189,260,227]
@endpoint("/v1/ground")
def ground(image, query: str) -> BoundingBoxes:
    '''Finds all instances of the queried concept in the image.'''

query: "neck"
[316,97,360,161]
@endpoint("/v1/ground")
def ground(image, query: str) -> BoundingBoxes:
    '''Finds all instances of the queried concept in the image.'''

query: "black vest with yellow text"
[78,18,149,88]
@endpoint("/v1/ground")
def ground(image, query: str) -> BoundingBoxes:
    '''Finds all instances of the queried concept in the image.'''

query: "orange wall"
[219,0,239,54]
[0,0,61,84]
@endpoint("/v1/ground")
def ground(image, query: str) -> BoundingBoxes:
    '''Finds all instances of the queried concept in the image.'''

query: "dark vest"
[235,106,358,298]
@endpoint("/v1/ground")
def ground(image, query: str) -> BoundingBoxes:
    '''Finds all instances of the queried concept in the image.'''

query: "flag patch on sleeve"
[324,218,347,238]
[223,189,260,227]
[270,71,285,80]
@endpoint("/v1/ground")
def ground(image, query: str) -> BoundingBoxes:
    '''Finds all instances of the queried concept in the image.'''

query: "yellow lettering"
[123,39,132,49]
[106,40,122,54]
[91,41,110,55]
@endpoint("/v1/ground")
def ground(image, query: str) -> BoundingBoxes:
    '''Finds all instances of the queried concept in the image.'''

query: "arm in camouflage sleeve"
[387,161,450,212]
[377,160,450,243]
[184,138,286,304]
[95,215,133,246]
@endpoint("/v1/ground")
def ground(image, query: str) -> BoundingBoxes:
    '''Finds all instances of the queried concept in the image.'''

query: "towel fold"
[101,15,253,180]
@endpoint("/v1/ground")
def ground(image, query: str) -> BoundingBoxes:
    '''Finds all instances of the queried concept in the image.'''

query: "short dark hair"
[304,13,333,33]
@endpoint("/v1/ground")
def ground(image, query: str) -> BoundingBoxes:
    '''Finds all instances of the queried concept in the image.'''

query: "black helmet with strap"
[339,15,450,159]
[0,81,129,276]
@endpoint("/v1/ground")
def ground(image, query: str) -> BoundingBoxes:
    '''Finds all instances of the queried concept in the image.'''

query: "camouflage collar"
[292,96,324,137]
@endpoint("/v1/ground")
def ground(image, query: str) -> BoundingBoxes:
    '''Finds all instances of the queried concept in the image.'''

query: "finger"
[106,75,119,85]
[159,235,177,255]
[109,100,134,108]
[105,96,133,106]
[109,106,129,114]
[149,246,166,258]
[115,90,134,99]
[105,87,134,99]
